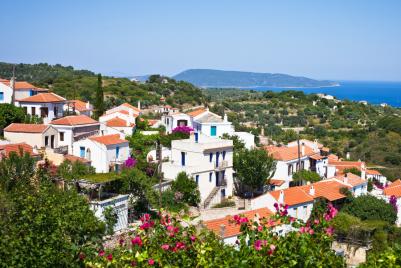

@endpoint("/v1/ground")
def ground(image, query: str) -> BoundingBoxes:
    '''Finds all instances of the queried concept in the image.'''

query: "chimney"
[343,174,348,185]
[219,224,226,238]
[301,143,305,156]
[137,100,141,111]
[278,190,284,204]
[346,152,350,160]
[223,113,228,122]
[86,101,90,109]
[309,185,315,196]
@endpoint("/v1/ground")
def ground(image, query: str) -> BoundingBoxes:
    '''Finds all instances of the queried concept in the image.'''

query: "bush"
[292,170,321,183]
[171,172,200,206]
[211,199,236,208]
[341,195,397,224]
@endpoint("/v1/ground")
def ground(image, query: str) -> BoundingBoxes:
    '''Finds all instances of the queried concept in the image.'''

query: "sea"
[247,81,401,108]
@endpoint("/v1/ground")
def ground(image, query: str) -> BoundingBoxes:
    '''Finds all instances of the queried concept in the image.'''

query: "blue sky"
[1,0,401,81]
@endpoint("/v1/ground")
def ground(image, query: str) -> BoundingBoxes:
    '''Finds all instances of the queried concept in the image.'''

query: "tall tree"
[233,148,276,197]
[94,73,104,119]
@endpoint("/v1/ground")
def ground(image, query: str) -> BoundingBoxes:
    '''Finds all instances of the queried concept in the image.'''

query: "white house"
[250,187,315,222]
[72,134,129,173]
[189,108,234,137]
[161,112,193,134]
[154,105,179,115]
[0,79,48,104]
[105,102,141,118]
[101,117,135,136]
[65,100,93,116]
[162,133,234,208]
[90,194,129,232]
[366,169,387,185]
[50,115,100,154]
[4,123,59,149]
[329,173,368,197]
[383,180,401,226]
[17,93,66,124]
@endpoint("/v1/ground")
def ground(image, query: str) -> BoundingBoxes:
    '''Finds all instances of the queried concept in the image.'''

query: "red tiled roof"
[0,143,35,157]
[270,187,314,206]
[1,80,41,90]
[332,173,366,187]
[69,100,91,112]
[328,154,339,161]
[89,134,128,145]
[264,145,317,161]
[105,117,135,127]
[4,123,48,133]
[64,154,91,164]
[204,208,275,238]
[366,169,382,175]
[269,179,285,186]
[104,110,130,116]
[121,103,141,112]
[309,154,326,160]
[384,180,401,198]
[50,115,98,126]
[389,179,401,188]
[18,93,65,103]
[300,180,348,201]
[147,119,159,126]
[187,108,206,117]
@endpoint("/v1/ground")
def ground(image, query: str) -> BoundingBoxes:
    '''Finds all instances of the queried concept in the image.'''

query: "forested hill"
[173,69,338,88]
[0,62,204,108]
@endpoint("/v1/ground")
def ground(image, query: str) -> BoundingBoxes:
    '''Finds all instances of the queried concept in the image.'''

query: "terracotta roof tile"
[4,123,48,133]
[89,134,128,145]
[50,115,98,126]
[270,187,314,206]
[264,145,317,161]
[105,117,135,127]
[366,169,382,175]
[384,183,401,198]
[18,93,66,103]
[389,179,401,188]
[69,100,91,112]
[269,179,286,186]
[332,173,366,187]
[204,208,275,238]
[1,80,41,90]
[187,108,206,117]
[0,143,36,157]
[299,180,347,201]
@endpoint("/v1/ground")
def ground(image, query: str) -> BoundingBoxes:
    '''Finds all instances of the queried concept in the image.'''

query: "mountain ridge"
[173,69,338,88]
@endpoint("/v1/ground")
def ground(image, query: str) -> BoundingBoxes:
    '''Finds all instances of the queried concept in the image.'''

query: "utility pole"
[10,65,16,104]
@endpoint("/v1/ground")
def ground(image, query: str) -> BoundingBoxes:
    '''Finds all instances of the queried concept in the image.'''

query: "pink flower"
[273,203,279,210]
[78,252,85,260]
[161,244,170,250]
[325,226,334,236]
[131,236,143,247]
[267,244,276,255]
[240,217,249,224]
[98,250,105,257]
[106,254,113,261]
[175,242,186,251]
[190,235,196,242]
[283,204,289,210]
[254,240,265,251]
[314,219,320,225]
[148,259,155,265]
[119,238,125,246]
[257,225,263,232]
[289,217,295,223]
[308,229,314,235]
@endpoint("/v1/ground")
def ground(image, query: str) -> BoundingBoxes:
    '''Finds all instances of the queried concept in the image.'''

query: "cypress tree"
[94,73,104,119]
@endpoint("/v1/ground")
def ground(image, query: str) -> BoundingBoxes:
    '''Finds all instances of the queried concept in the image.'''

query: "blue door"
[116,146,120,158]
[181,152,186,166]
[215,172,219,186]
[80,147,85,158]
[211,126,217,136]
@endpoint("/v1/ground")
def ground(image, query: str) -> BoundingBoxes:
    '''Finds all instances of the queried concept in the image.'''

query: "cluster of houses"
[0,77,399,236]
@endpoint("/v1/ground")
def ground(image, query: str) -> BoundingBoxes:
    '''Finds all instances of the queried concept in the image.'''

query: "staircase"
[203,187,220,209]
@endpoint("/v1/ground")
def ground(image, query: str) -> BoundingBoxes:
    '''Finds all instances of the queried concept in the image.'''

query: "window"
[60,132,64,141]
[288,164,293,176]
[29,90,34,96]
[222,151,226,160]
[54,106,58,117]
[50,135,55,149]
[303,205,307,215]
[31,107,36,115]
[301,161,305,170]
[0,92,3,101]
[181,152,186,166]
[116,146,120,158]
[216,152,220,167]
[195,175,199,184]
[210,126,217,136]
[80,147,85,158]
[45,136,49,146]
[209,172,212,182]
[209,152,213,162]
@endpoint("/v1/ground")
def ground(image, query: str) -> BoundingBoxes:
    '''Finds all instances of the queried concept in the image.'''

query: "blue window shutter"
[222,151,226,160]
[80,147,85,158]
[209,152,213,162]
[181,152,186,166]
[211,126,217,136]
[216,152,220,167]
[195,175,199,184]
[209,172,212,182]
[0,92,4,101]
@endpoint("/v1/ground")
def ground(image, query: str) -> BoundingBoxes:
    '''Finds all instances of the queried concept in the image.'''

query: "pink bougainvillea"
[172,126,193,135]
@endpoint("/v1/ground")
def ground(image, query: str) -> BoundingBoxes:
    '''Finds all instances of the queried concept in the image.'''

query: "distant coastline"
[204,83,341,90]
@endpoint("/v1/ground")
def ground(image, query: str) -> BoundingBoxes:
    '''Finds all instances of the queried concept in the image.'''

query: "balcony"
[214,160,228,171]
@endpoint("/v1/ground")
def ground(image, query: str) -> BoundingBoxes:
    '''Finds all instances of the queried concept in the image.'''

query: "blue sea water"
[249,81,401,107]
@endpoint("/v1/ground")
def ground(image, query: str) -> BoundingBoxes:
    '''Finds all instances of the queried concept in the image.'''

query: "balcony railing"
[73,130,99,141]
[217,177,227,187]
[214,160,228,170]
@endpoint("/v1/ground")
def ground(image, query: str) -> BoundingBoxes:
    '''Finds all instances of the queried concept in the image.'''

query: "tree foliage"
[171,172,200,207]
[292,170,321,183]
[341,195,397,224]
[233,148,276,197]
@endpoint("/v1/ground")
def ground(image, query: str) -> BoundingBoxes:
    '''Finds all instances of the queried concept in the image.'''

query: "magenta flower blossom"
[98,250,105,257]
[267,244,276,255]
[131,236,143,247]
[390,195,398,212]
[172,126,193,135]
[254,240,266,251]
[190,235,196,242]
[161,244,170,250]
[148,259,155,265]
[106,254,113,261]
[325,226,334,236]
[124,157,137,168]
